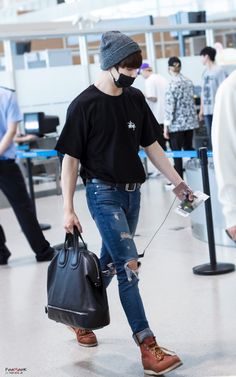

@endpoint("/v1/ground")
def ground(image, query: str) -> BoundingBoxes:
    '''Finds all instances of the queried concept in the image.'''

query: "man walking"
[56,31,193,375]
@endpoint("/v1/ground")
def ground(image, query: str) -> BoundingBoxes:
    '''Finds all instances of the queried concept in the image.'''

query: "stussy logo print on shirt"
[127,121,136,131]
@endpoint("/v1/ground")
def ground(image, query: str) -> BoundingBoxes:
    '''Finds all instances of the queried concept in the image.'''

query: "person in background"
[0,85,55,264]
[164,57,199,184]
[212,70,236,242]
[56,31,194,376]
[139,62,168,177]
[139,63,168,151]
[199,46,227,150]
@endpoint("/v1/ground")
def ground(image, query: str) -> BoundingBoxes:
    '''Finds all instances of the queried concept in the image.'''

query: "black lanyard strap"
[138,197,177,258]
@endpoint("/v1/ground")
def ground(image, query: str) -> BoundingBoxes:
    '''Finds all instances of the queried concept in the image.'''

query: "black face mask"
[113,73,136,88]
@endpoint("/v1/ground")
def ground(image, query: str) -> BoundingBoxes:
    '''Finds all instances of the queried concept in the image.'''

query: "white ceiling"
[0,0,235,23]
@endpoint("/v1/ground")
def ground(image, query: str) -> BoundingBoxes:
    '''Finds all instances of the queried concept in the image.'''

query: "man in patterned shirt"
[164,56,199,179]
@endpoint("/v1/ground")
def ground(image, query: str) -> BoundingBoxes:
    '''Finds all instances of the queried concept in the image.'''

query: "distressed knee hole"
[124,260,141,282]
[127,260,138,270]
[120,232,132,240]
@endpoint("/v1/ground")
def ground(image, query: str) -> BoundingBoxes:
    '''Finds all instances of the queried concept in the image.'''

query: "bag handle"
[64,227,87,251]
[73,226,87,250]
[62,228,85,268]
[59,228,87,268]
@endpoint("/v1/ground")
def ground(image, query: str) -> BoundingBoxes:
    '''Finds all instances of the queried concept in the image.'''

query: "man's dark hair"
[200,46,217,62]
[116,51,142,69]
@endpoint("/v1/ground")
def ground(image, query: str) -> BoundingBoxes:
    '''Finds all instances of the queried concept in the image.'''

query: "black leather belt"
[86,179,141,192]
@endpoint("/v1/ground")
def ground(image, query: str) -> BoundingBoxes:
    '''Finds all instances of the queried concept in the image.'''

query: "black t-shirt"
[56,84,159,183]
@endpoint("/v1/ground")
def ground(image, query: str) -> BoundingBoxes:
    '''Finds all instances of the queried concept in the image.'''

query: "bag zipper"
[89,253,100,284]
[48,305,88,316]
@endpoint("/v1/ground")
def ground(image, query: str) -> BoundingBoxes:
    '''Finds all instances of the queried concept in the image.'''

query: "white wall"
[15,65,90,130]
[155,56,204,85]
[0,71,16,89]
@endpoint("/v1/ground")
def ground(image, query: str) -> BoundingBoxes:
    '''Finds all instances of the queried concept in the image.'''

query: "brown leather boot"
[140,336,182,375]
[69,327,98,347]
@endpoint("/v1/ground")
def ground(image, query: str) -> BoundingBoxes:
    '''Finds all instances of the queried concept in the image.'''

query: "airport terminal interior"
[0,1,236,376]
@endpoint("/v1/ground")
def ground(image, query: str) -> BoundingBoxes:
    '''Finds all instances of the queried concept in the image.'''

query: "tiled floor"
[0,176,236,377]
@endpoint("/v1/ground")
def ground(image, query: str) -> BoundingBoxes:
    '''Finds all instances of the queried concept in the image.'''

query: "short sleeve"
[55,100,88,160]
[7,92,22,124]
[218,69,228,86]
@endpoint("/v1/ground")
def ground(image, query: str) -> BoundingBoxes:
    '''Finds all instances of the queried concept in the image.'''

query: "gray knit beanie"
[100,30,141,70]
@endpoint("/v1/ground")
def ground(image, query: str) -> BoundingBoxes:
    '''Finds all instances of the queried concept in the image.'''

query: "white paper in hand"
[175,191,209,217]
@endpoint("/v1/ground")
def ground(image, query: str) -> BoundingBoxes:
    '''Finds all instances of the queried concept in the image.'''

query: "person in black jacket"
[0,85,55,264]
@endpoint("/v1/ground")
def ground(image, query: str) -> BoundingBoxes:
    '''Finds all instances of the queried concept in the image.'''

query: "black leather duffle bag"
[46,228,110,330]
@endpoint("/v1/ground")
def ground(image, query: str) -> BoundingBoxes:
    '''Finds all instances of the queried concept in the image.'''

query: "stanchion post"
[192,147,235,275]
[198,147,217,266]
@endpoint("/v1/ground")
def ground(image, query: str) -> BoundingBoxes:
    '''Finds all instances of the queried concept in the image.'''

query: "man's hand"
[64,210,82,234]
[172,181,194,201]
[14,134,38,144]
[21,134,38,142]
[163,126,169,140]
[226,225,236,242]
[198,109,204,122]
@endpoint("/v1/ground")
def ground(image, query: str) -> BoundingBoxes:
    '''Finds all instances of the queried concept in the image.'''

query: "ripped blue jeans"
[86,182,153,342]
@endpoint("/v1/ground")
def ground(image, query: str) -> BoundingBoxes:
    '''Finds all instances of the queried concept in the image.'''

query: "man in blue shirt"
[0,86,55,264]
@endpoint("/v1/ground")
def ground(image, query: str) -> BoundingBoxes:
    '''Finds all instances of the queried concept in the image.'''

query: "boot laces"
[78,328,92,336]
[149,343,165,361]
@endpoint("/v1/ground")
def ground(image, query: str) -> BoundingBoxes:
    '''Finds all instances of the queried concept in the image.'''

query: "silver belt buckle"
[125,183,136,192]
